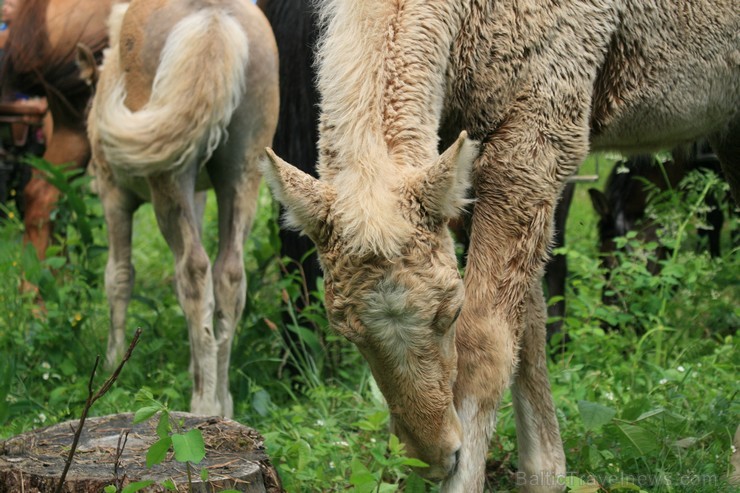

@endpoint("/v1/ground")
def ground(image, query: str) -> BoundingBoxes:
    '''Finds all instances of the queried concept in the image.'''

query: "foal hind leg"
[100,179,141,369]
[149,172,220,416]
[208,155,262,419]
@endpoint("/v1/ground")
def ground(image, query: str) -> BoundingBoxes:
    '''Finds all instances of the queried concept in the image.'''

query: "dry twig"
[54,328,143,493]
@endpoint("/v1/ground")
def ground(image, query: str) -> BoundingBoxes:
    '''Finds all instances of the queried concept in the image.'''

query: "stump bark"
[0,412,283,493]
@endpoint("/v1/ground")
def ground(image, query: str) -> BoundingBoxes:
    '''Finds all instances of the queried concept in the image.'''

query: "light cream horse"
[86,0,278,417]
[263,0,739,491]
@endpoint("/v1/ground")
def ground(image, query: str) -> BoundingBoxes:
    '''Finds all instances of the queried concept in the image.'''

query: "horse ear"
[414,131,479,222]
[75,43,98,87]
[261,148,335,243]
[588,188,610,218]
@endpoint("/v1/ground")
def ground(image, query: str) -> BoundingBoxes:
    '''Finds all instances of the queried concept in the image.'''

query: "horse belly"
[590,2,740,152]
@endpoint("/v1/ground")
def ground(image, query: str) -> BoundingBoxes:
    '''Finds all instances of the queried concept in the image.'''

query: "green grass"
[0,154,737,492]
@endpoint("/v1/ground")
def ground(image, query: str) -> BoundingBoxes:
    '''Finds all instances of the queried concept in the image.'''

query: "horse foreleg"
[149,174,220,416]
[511,281,566,492]
[101,182,140,369]
[445,112,582,491]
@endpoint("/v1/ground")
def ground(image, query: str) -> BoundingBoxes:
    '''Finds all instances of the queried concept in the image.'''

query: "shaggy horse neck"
[315,0,463,257]
[317,0,461,179]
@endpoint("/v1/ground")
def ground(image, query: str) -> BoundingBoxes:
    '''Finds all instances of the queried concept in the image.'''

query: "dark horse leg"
[710,117,740,205]
[544,181,575,344]
[257,0,325,373]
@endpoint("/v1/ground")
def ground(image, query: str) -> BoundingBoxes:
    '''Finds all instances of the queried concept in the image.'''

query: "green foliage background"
[0,155,737,492]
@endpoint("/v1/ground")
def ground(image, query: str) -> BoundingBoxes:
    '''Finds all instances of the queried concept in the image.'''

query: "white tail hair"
[94,8,249,176]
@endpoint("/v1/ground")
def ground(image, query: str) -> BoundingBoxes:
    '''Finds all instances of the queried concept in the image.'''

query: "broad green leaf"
[403,473,427,493]
[103,486,117,493]
[121,481,155,493]
[146,436,172,467]
[570,484,601,493]
[578,400,616,431]
[609,480,642,491]
[133,406,160,424]
[252,389,271,417]
[388,434,402,453]
[43,256,67,269]
[171,429,206,464]
[564,476,587,488]
[200,467,209,481]
[616,423,660,455]
[287,438,311,471]
[156,411,171,439]
[162,479,177,491]
[401,457,429,468]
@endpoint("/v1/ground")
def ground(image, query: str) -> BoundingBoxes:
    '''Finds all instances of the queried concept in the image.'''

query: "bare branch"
[54,328,143,493]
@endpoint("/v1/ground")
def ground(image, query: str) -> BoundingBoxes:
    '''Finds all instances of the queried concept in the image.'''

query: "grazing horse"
[258,0,575,351]
[1,0,114,259]
[262,1,740,491]
[86,0,278,417]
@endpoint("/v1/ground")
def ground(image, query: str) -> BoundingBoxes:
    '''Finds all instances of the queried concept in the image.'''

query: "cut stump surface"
[0,412,282,492]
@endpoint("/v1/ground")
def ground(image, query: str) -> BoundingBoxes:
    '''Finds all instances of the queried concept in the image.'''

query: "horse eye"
[434,305,462,333]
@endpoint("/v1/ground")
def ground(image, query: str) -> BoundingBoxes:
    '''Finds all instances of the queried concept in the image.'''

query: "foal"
[87,0,278,416]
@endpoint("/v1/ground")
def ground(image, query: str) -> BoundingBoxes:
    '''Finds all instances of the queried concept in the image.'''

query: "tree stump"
[0,412,283,493]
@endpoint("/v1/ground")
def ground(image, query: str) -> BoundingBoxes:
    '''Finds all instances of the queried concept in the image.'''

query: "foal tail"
[93,7,249,176]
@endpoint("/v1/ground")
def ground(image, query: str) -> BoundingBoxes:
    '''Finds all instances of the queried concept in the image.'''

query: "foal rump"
[90,2,250,177]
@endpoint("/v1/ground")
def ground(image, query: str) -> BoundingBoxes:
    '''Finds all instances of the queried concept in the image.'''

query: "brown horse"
[86,0,278,417]
[262,1,739,491]
[1,0,113,259]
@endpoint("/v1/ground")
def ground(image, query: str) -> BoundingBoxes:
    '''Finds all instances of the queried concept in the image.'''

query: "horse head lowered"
[263,132,478,478]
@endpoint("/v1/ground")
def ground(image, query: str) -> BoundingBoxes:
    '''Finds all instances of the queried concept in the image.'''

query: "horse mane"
[1,0,108,125]
[1,0,50,97]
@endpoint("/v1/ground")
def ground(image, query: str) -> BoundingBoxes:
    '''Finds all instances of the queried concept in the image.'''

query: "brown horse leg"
[22,126,90,259]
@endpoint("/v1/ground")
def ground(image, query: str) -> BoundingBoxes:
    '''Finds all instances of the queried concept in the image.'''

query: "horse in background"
[85,0,278,417]
[590,144,727,271]
[0,0,113,259]
[589,143,731,310]
[256,0,326,368]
